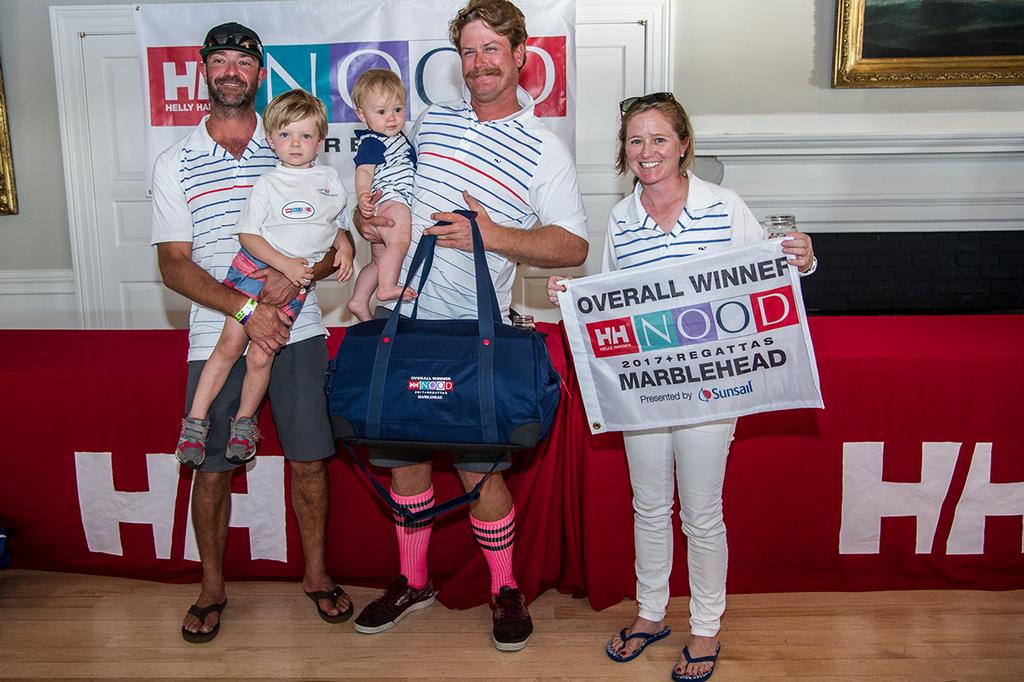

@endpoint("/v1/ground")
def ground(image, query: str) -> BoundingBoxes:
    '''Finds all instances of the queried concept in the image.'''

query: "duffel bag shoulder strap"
[340,443,505,523]
[363,220,438,438]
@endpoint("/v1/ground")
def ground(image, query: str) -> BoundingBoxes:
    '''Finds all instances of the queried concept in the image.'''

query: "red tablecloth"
[1,317,1021,609]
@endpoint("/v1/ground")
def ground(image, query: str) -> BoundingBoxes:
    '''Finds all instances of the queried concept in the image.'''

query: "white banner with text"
[134,0,575,188]
[559,240,824,433]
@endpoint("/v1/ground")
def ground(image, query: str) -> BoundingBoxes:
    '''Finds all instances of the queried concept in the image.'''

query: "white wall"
[0,0,1022,327]
[0,0,76,272]
[672,0,1024,237]
[675,0,1024,116]
[0,0,281,277]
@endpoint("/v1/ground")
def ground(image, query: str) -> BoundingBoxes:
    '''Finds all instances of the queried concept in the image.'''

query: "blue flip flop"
[671,643,721,681]
[605,625,671,662]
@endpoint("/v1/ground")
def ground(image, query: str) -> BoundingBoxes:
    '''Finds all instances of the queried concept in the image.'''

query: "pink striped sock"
[471,507,517,596]
[392,487,435,591]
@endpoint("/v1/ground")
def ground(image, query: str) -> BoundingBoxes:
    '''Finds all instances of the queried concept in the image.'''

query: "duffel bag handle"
[388,210,501,329]
[366,210,500,442]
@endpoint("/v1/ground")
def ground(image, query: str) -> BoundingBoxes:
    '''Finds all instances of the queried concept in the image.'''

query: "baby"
[346,69,417,321]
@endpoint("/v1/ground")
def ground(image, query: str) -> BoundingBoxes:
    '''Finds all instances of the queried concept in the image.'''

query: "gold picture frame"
[832,0,1024,88]
[0,61,17,215]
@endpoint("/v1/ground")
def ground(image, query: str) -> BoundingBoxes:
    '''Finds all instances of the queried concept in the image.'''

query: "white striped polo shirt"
[353,129,415,206]
[393,89,588,320]
[602,173,764,274]
[150,115,328,362]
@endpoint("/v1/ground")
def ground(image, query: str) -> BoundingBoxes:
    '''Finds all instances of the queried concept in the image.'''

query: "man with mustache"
[352,0,589,652]
[151,22,352,643]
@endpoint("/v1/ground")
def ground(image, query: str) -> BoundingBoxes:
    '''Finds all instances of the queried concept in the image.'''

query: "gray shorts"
[368,447,511,473]
[367,306,511,473]
[185,335,335,473]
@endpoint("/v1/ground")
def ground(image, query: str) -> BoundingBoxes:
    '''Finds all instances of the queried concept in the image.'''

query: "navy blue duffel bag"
[327,210,561,455]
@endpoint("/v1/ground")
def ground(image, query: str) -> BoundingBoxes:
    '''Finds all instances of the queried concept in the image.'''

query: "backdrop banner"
[2,319,1022,606]
[559,240,823,433]
[134,0,576,189]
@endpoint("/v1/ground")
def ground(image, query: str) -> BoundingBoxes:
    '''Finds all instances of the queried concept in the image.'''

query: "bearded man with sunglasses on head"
[151,22,354,643]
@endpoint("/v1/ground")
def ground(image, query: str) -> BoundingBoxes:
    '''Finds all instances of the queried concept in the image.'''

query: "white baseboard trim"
[0,269,76,295]
[694,112,1024,156]
[0,270,78,328]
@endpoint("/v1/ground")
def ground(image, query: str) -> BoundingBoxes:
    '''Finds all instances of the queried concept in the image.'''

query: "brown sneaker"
[353,575,436,634]
[491,586,533,651]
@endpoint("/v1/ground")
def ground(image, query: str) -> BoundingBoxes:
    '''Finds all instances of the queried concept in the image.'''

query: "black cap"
[200,22,264,64]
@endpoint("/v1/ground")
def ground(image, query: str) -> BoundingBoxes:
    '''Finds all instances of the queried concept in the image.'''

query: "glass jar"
[511,314,536,331]
[762,214,796,239]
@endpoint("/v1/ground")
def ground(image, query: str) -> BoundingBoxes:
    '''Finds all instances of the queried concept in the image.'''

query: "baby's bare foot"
[376,284,416,302]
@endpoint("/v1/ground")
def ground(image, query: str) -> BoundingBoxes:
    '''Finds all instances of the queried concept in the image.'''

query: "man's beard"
[207,76,258,109]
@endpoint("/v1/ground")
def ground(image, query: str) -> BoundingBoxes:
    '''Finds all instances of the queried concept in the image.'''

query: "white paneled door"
[81,33,191,328]
[54,3,671,328]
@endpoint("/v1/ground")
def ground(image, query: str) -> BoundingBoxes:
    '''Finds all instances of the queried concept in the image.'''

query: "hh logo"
[840,442,1023,555]
[75,452,287,562]
[147,46,211,126]
[587,317,638,357]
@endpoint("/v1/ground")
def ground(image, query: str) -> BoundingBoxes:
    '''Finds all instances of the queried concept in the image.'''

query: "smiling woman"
[545,91,818,682]
[0,61,17,215]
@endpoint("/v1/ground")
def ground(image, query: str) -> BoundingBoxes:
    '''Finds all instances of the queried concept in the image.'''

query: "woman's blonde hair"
[615,96,695,178]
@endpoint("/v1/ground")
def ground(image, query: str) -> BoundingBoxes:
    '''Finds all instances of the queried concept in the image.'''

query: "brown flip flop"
[181,599,227,644]
[305,585,354,623]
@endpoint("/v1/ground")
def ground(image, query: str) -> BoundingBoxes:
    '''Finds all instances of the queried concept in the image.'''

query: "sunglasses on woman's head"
[619,92,677,114]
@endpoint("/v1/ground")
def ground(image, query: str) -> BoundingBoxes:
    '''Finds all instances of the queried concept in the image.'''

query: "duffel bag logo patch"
[407,375,454,400]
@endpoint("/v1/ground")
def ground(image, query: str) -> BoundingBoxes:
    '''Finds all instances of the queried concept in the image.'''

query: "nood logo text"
[148,36,567,127]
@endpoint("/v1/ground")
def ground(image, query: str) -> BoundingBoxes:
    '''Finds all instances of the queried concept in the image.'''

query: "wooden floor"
[1,570,1022,681]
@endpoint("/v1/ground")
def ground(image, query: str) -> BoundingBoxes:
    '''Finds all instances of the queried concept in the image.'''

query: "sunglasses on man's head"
[204,32,261,53]
[619,92,677,114]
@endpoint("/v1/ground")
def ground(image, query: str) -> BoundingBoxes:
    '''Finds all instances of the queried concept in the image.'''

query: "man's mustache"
[465,67,502,80]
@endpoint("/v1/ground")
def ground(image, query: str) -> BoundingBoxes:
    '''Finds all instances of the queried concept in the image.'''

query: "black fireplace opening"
[801,231,1024,314]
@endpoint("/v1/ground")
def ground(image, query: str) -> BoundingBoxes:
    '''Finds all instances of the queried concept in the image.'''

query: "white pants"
[623,418,736,637]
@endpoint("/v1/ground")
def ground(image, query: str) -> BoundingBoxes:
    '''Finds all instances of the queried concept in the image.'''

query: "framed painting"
[0,61,16,215]
[832,0,1024,87]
